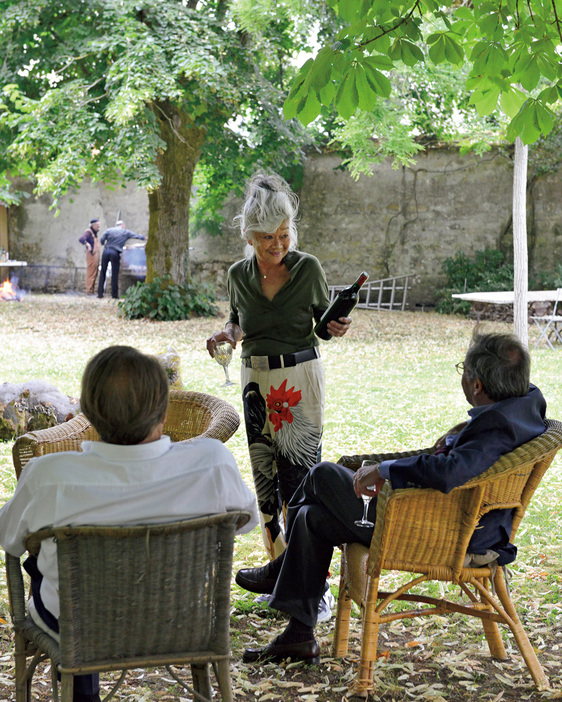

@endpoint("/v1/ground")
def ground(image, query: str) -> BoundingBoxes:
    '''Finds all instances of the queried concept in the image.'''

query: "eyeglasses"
[455,362,465,375]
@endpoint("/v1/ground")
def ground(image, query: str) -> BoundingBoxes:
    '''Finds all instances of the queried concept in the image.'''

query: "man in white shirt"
[0,345,258,702]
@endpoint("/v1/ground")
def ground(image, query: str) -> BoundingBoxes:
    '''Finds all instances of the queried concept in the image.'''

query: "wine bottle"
[314,271,369,340]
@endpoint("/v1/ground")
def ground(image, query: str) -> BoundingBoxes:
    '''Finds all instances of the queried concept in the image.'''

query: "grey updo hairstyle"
[235,173,299,258]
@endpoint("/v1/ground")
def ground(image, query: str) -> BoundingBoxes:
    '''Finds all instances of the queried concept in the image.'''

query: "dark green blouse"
[227,250,330,357]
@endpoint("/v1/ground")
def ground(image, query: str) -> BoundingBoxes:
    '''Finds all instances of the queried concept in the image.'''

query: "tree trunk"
[512,136,529,347]
[145,100,206,284]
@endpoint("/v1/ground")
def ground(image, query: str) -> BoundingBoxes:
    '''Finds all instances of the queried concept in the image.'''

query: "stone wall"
[191,147,562,305]
[7,147,562,306]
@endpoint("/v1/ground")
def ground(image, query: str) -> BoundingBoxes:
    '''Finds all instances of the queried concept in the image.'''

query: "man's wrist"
[378,459,395,481]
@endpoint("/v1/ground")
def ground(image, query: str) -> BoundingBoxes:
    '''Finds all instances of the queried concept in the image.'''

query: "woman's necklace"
[259,261,286,280]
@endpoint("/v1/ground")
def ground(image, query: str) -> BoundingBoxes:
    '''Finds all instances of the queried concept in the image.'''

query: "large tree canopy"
[0,0,326,282]
[285,0,562,145]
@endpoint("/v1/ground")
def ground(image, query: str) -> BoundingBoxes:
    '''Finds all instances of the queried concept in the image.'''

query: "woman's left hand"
[327,317,351,338]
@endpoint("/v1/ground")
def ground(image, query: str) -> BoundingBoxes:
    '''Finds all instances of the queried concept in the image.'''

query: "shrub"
[436,248,514,315]
[118,275,218,321]
[530,263,562,291]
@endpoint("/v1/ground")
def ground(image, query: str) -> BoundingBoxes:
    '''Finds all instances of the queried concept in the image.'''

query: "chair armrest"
[6,554,28,626]
[12,414,96,479]
[337,448,433,470]
[367,481,479,576]
[166,390,240,444]
[232,510,252,531]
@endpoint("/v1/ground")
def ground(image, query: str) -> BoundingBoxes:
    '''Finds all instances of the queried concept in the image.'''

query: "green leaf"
[536,53,558,82]
[443,35,464,65]
[389,38,424,67]
[506,102,539,144]
[355,65,378,111]
[535,101,554,135]
[469,87,500,116]
[426,33,441,45]
[310,47,336,90]
[335,69,359,120]
[402,41,424,66]
[454,7,474,20]
[428,35,446,64]
[537,86,559,104]
[361,61,391,97]
[520,56,541,92]
[319,80,336,106]
[499,88,526,118]
[478,12,502,38]
[520,118,541,145]
[361,54,394,71]
[298,90,322,126]
[283,85,307,120]
[331,51,347,78]
[336,0,362,23]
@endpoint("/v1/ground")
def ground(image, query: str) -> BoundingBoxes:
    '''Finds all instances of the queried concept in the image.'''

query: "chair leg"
[14,633,29,702]
[214,659,234,702]
[493,570,549,689]
[191,663,212,702]
[60,672,74,702]
[348,604,380,698]
[481,616,507,660]
[332,586,353,657]
[532,319,554,350]
[549,322,562,345]
[51,665,59,702]
[478,577,507,660]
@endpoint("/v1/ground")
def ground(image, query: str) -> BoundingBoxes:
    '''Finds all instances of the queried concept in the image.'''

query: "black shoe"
[235,560,280,595]
[243,636,320,665]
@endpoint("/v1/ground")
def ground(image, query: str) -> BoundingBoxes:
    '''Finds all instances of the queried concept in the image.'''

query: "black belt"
[243,347,320,371]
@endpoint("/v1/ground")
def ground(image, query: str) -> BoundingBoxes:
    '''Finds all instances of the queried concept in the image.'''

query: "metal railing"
[328,274,410,311]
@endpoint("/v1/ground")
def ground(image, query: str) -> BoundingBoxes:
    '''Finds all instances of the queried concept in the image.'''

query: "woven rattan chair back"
[12,389,240,478]
[7,511,250,702]
[333,419,562,697]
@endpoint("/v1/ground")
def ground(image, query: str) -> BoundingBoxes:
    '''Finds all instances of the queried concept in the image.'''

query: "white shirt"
[0,435,258,618]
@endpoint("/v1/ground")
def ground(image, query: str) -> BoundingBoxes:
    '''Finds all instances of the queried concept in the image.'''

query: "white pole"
[512,136,529,347]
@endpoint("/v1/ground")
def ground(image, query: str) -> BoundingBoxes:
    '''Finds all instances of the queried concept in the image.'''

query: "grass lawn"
[0,293,560,701]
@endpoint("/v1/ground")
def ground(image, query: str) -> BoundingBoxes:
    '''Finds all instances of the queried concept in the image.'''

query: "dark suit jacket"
[387,385,547,564]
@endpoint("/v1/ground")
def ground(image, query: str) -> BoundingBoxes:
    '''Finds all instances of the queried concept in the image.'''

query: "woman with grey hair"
[207,173,350,618]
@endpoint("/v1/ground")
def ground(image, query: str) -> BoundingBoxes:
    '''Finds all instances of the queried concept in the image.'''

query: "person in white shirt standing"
[0,345,258,702]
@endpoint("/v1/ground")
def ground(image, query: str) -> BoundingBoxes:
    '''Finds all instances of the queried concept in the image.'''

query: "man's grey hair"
[235,173,299,258]
[81,345,168,445]
[464,330,530,401]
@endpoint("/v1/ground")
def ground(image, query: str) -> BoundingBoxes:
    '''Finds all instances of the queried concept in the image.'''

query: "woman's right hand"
[206,325,240,358]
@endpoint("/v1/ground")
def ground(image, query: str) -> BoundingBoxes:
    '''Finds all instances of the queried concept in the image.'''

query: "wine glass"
[213,342,235,387]
[354,460,379,528]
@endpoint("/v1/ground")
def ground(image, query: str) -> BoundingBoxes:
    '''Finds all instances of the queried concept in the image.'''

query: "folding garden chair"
[531,288,562,349]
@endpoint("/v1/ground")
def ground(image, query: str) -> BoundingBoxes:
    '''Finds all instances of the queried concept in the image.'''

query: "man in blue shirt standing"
[97,220,146,299]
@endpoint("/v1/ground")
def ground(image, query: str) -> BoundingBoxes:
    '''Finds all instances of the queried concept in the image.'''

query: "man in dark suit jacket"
[235,331,547,665]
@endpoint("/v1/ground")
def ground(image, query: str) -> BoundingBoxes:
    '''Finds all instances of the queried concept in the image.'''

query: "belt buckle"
[250,356,270,372]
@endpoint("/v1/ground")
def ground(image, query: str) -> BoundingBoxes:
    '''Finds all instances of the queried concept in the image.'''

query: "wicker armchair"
[12,389,240,478]
[6,511,251,702]
[334,419,562,697]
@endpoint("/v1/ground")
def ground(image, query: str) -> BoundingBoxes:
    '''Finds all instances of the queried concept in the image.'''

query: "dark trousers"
[24,556,99,697]
[269,461,376,627]
[97,248,121,298]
